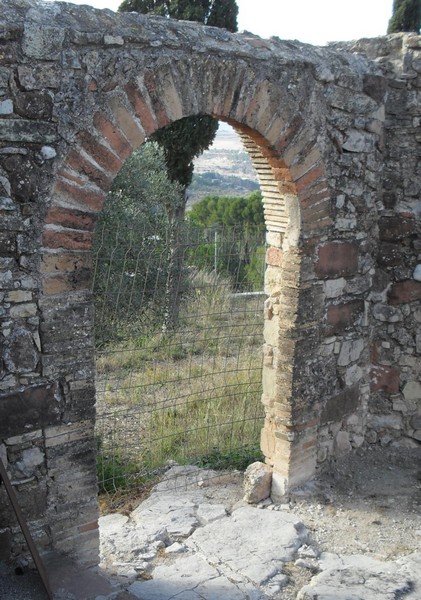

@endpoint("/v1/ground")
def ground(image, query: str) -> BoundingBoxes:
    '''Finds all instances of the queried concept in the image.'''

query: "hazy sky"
[46,0,394,46]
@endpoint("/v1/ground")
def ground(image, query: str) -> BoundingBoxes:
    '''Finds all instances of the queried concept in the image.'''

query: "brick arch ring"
[40,55,331,496]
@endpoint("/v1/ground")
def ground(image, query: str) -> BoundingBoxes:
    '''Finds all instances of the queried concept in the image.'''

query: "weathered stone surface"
[321,387,359,424]
[324,278,346,298]
[370,365,400,394]
[334,431,352,455]
[368,413,403,431]
[22,23,65,59]
[315,242,359,279]
[14,446,44,477]
[0,0,420,569]
[403,381,421,402]
[337,339,364,366]
[187,507,307,588]
[0,99,13,115]
[372,303,402,322]
[0,383,59,438]
[410,414,421,430]
[3,325,38,373]
[196,504,227,524]
[0,119,57,142]
[130,554,252,600]
[297,553,418,600]
[344,364,363,387]
[379,216,416,242]
[388,280,421,305]
[326,299,364,334]
[243,461,272,504]
[342,129,375,152]
[13,89,54,120]
[17,64,61,90]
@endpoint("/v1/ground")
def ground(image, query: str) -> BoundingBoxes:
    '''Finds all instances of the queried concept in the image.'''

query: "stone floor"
[1,450,420,600]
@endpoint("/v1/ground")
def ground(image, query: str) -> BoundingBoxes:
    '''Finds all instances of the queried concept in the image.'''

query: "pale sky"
[45,0,394,46]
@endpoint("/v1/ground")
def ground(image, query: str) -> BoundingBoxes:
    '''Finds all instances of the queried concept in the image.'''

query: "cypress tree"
[118,0,239,330]
[387,0,420,33]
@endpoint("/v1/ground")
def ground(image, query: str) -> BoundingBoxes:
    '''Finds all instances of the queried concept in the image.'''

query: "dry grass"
[95,270,265,495]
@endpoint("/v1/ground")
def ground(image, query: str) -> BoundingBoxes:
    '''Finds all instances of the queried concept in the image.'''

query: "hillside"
[187,124,259,206]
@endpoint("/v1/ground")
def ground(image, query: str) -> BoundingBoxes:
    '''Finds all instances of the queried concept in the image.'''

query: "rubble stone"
[243,461,272,504]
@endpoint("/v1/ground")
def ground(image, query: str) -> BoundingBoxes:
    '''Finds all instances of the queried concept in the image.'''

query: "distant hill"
[187,125,259,207]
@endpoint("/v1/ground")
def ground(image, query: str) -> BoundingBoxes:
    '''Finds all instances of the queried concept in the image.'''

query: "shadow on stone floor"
[0,555,124,600]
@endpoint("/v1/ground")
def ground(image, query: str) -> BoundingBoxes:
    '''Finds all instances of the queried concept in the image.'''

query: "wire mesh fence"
[93,212,266,500]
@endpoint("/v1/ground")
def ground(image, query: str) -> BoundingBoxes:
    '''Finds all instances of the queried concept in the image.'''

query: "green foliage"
[118,0,238,32]
[187,236,264,292]
[153,115,219,192]
[388,0,420,33]
[96,436,143,494]
[188,191,265,234]
[95,272,265,496]
[187,192,265,291]
[92,142,183,346]
[244,245,266,291]
[206,0,238,31]
[194,446,264,471]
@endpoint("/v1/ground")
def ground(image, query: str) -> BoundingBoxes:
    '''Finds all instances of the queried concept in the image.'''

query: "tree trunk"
[162,195,186,332]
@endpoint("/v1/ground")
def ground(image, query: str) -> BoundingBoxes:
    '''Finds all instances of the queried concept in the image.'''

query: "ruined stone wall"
[307,34,420,463]
[359,35,420,446]
[327,35,421,448]
[0,0,419,567]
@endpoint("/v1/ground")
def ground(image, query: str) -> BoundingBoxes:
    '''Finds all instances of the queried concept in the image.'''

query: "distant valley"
[187,124,259,207]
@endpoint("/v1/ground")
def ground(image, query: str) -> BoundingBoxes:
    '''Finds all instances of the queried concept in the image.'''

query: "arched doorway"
[2,1,389,566]
[92,122,266,499]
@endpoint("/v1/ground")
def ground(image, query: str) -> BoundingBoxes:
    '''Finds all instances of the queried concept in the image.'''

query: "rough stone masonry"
[0,0,419,567]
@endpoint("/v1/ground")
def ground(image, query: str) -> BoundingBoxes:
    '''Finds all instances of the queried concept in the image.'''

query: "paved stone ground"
[97,461,421,600]
[0,554,114,600]
[1,450,420,600]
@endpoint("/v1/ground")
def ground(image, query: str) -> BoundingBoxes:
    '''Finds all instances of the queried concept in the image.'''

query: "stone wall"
[348,35,421,447]
[313,34,421,460]
[0,0,419,567]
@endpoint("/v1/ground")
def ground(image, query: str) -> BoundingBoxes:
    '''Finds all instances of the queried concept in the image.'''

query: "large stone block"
[22,23,65,59]
[315,242,359,279]
[326,299,364,334]
[3,325,38,373]
[337,338,364,366]
[243,462,272,503]
[377,242,403,267]
[320,386,359,424]
[0,119,57,143]
[13,90,53,120]
[388,280,421,305]
[0,383,60,438]
[379,216,416,242]
[370,365,400,394]
[403,381,421,402]
[17,64,61,90]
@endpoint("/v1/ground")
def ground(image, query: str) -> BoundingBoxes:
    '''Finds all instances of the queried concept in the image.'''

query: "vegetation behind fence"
[93,144,266,499]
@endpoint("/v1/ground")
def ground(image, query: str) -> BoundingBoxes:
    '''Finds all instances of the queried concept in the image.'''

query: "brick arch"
[41,63,330,496]
[3,0,401,567]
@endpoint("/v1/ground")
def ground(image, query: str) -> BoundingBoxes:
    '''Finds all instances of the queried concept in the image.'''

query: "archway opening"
[92,118,272,506]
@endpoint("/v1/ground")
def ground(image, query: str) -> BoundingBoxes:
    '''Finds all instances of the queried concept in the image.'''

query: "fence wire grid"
[93,214,266,500]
